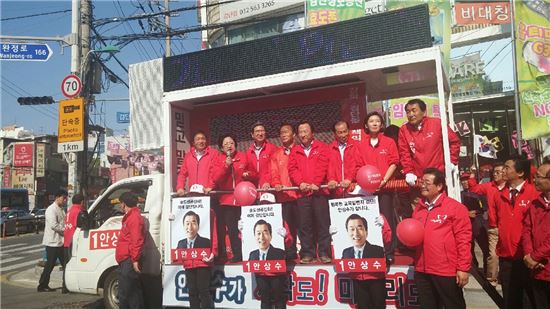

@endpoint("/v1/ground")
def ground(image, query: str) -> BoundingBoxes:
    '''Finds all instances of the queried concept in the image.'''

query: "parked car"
[0,209,36,236]
[31,208,46,229]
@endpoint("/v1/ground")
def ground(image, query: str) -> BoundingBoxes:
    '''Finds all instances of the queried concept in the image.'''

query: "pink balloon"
[397,219,424,247]
[356,165,382,193]
[234,181,258,206]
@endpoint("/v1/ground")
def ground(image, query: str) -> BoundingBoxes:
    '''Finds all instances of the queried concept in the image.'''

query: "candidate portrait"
[248,219,285,261]
[177,211,211,249]
[341,213,384,259]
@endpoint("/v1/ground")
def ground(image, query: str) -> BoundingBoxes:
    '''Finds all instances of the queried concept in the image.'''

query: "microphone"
[226,150,232,158]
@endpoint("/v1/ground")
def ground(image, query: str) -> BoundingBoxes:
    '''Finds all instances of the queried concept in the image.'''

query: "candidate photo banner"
[329,196,386,273]
[241,203,286,273]
[170,196,211,263]
[514,1,550,140]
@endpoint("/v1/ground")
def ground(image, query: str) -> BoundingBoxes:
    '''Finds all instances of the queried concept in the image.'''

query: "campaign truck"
[65,5,461,308]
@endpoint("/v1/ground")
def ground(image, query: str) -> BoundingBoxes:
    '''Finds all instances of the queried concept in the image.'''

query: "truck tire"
[103,270,119,309]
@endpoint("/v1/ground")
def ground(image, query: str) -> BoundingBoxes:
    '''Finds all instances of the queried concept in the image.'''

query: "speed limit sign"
[61,74,82,98]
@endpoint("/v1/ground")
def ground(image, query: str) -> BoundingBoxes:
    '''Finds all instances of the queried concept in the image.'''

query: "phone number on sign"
[239,0,275,15]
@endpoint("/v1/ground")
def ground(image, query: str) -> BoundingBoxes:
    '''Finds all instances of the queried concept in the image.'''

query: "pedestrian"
[115,192,146,309]
[246,122,276,190]
[210,133,257,262]
[288,121,331,264]
[412,168,471,309]
[468,163,506,285]
[398,98,460,186]
[522,162,550,308]
[37,189,67,292]
[62,193,85,294]
[494,157,538,309]
[357,112,399,263]
[270,123,300,261]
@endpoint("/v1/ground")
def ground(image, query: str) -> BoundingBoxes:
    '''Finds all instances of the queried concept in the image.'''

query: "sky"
[1,0,200,136]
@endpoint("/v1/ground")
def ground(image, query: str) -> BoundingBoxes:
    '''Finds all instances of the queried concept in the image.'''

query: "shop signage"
[13,143,34,167]
[455,2,511,25]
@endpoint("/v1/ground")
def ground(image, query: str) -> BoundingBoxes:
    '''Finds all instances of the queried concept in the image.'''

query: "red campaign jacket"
[115,207,145,263]
[288,140,330,197]
[270,146,299,202]
[412,193,472,277]
[181,209,218,269]
[327,140,361,197]
[398,117,460,176]
[64,204,83,248]
[357,134,399,176]
[245,142,277,188]
[349,214,392,281]
[494,182,539,259]
[521,194,550,281]
[210,151,258,206]
[176,146,218,191]
[469,180,504,228]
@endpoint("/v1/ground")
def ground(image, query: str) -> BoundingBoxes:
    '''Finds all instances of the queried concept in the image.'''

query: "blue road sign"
[117,112,130,123]
[0,42,53,61]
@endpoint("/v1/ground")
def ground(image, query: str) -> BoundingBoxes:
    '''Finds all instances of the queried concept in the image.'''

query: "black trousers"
[377,192,397,256]
[353,279,386,309]
[533,279,550,309]
[118,259,145,309]
[38,246,64,289]
[499,258,535,309]
[218,205,242,260]
[186,267,213,309]
[297,195,331,258]
[471,216,489,273]
[62,246,71,290]
[282,201,299,259]
[255,274,287,309]
[414,271,466,309]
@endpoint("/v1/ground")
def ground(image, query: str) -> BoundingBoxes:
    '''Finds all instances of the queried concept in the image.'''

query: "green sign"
[306,0,364,27]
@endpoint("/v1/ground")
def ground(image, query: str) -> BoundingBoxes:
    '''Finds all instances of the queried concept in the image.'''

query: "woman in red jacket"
[358,112,399,262]
[210,134,257,263]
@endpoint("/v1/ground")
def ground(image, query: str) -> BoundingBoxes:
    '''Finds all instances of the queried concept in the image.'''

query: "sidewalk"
[8,261,64,289]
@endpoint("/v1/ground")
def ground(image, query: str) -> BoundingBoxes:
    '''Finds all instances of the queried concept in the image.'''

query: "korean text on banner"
[58,98,84,143]
[13,143,34,167]
[306,0,365,27]
[454,2,511,25]
[514,1,550,140]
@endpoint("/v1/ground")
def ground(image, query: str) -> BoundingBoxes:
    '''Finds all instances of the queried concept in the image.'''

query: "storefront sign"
[36,143,45,177]
[450,52,486,99]
[2,166,10,188]
[219,0,297,23]
[13,143,34,167]
[307,0,365,27]
[455,2,511,25]
[11,167,34,193]
[515,1,550,140]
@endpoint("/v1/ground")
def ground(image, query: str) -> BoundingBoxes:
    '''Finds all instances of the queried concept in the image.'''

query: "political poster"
[329,196,386,273]
[241,203,286,273]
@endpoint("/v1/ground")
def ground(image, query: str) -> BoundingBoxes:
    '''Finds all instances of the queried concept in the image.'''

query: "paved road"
[1,233,104,309]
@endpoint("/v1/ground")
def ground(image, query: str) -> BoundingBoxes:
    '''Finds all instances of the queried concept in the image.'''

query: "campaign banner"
[306,0,365,27]
[388,95,440,127]
[13,143,33,167]
[241,203,286,273]
[162,264,419,308]
[170,197,211,264]
[454,2,511,25]
[514,1,550,140]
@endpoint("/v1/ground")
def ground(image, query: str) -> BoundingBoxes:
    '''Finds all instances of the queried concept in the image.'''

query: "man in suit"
[342,213,386,309]
[248,220,287,309]
[342,214,384,259]
[177,211,211,249]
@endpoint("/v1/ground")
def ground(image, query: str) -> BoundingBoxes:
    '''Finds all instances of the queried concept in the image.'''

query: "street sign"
[58,98,84,153]
[116,112,130,123]
[61,74,82,98]
[0,42,53,61]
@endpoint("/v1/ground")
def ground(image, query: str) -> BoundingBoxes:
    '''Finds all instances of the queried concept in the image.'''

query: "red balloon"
[356,165,382,193]
[234,181,258,206]
[397,219,424,247]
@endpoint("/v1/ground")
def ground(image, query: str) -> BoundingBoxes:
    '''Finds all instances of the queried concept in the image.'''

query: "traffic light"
[17,96,55,105]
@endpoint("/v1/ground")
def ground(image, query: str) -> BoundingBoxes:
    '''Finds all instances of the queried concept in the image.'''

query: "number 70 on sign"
[61,74,82,98]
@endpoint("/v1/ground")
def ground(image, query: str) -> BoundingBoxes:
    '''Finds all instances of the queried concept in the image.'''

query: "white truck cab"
[65,174,165,309]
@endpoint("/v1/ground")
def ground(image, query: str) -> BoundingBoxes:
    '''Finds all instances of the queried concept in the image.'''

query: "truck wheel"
[103,270,119,309]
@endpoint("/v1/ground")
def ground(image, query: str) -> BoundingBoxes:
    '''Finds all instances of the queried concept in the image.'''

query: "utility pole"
[165,0,171,57]
[80,0,92,195]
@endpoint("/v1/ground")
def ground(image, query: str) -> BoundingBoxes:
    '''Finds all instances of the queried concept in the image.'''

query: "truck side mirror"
[76,211,91,230]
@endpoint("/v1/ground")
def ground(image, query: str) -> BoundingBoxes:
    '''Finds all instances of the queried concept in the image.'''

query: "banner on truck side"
[170,197,211,263]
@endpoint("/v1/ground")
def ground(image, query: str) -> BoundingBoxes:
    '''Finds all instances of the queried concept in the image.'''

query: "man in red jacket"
[62,193,85,293]
[115,192,145,309]
[413,168,471,309]
[176,131,217,196]
[522,162,550,308]
[246,122,276,189]
[270,123,299,260]
[327,121,360,196]
[398,98,460,186]
[495,157,538,309]
[288,121,331,264]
